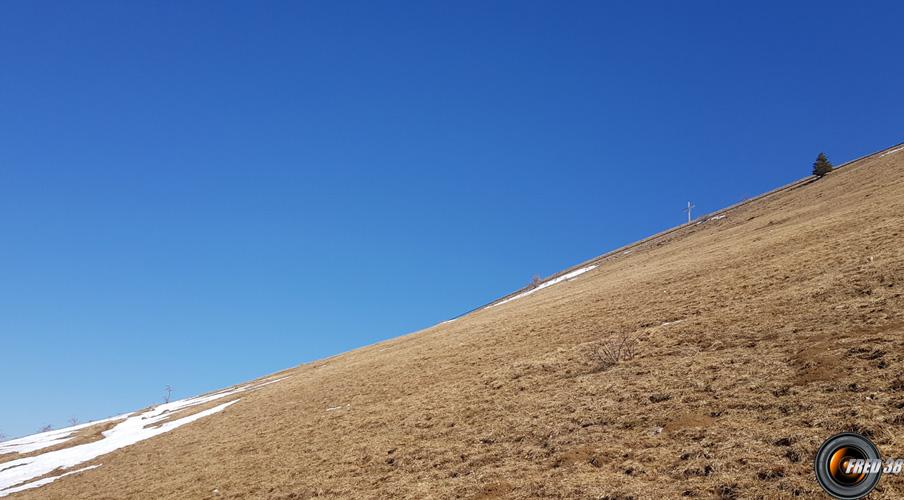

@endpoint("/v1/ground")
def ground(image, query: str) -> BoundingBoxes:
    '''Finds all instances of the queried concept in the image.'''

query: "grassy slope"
[16,147,904,499]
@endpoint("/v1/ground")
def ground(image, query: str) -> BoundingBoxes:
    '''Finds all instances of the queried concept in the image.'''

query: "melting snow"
[0,415,130,455]
[489,265,597,308]
[0,377,288,497]
[0,465,101,497]
[880,146,904,157]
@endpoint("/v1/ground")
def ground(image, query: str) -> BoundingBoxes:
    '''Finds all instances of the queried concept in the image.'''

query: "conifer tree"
[812,152,833,177]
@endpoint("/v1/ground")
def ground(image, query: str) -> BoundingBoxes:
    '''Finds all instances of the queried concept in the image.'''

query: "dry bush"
[590,333,637,371]
[530,275,542,289]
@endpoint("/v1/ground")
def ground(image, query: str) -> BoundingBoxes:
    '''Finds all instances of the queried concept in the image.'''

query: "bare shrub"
[68,417,80,426]
[39,424,53,433]
[530,275,542,289]
[0,431,6,442]
[590,333,637,371]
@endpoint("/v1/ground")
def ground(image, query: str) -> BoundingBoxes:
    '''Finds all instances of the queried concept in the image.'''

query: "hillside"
[3,143,904,499]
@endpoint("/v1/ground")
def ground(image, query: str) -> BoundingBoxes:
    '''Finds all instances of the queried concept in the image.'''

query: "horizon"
[2,0,904,440]
[4,143,899,441]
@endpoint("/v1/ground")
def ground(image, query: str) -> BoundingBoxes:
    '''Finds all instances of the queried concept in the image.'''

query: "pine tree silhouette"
[812,152,833,177]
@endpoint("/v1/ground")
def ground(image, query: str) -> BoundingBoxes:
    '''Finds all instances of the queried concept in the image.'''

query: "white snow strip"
[708,214,727,221]
[0,414,131,455]
[489,265,597,308]
[0,377,288,497]
[247,376,290,389]
[880,146,904,157]
[659,319,685,327]
[0,465,101,497]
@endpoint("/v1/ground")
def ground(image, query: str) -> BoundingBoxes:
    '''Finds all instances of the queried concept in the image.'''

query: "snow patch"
[0,415,130,455]
[0,377,288,497]
[490,265,597,308]
[880,146,904,157]
[0,465,101,497]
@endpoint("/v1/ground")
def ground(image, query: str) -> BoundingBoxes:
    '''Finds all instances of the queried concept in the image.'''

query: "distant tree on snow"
[812,152,833,177]
[39,424,53,433]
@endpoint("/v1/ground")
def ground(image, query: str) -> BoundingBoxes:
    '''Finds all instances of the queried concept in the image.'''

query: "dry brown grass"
[9,147,904,499]
[589,333,637,372]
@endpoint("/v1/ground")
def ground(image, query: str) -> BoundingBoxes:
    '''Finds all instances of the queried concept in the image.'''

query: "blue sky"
[1,1,902,438]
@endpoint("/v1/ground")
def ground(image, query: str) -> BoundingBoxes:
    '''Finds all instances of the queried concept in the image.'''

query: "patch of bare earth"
[10,148,904,498]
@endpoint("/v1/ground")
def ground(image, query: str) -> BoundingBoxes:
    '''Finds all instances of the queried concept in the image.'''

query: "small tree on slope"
[812,152,833,177]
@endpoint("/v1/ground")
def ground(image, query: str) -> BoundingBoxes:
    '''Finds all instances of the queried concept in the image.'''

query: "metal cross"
[684,201,695,224]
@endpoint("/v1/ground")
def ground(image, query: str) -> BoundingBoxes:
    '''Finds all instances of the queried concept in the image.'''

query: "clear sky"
[1,1,902,439]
